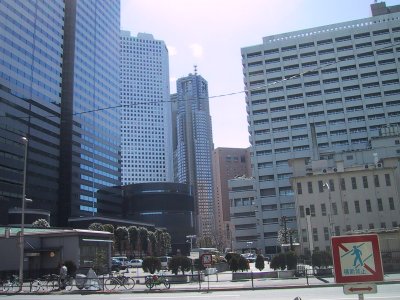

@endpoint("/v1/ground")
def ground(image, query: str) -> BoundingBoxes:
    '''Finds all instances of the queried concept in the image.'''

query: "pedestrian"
[59,262,68,290]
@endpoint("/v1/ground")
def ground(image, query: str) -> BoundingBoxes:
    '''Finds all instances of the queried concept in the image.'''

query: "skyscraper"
[212,147,251,250]
[241,4,400,255]
[120,31,173,184]
[175,72,215,237]
[59,0,121,225]
[0,0,64,224]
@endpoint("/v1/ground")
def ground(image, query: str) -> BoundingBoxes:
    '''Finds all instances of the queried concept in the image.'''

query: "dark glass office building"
[123,183,195,254]
[0,0,64,224]
[59,0,121,225]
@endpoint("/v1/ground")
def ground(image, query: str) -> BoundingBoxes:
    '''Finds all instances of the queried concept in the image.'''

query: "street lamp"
[186,235,196,252]
[19,136,28,289]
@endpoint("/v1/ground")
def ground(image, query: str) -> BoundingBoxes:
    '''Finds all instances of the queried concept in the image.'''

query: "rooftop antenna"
[194,65,198,75]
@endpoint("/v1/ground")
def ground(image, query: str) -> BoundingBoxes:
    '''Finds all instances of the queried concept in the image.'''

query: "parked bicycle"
[105,272,135,290]
[145,274,170,290]
[0,275,20,292]
[45,274,60,291]
[30,274,60,292]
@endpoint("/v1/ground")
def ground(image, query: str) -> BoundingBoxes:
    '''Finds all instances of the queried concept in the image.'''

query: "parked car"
[127,259,143,268]
[112,256,128,266]
[159,256,172,269]
[241,253,256,263]
[111,258,123,271]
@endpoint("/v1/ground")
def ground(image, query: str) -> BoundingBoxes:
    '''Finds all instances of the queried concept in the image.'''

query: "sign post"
[201,253,213,292]
[331,234,384,300]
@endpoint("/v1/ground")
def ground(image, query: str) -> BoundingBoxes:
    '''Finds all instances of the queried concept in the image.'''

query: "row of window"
[245,27,400,59]
[297,173,392,195]
[299,196,396,218]
[302,220,398,243]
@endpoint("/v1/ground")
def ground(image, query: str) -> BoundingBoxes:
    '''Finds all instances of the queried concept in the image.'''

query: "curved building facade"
[122,182,195,254]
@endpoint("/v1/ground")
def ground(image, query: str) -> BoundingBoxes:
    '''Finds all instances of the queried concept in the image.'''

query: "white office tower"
[176,72,215,237]
[241,5,400,255]
[120,31,173,184]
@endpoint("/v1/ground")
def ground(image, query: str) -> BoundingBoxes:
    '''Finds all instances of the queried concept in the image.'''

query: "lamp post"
[19,136,28,289]
[323,182,334,237]
[186,235,196,252]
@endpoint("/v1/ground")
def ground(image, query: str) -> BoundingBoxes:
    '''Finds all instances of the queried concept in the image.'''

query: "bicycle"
[105,272,135,290]
[44,274,60,291]
[1,275,21,293]
[63,275,75,291]
[30,277,47,292]
[145,274,170,290]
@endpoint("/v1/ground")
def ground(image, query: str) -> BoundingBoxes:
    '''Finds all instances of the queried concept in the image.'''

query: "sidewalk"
[59,271,400,294]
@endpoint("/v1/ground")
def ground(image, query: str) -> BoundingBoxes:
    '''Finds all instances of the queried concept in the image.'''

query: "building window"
[321,203,327,216]
[374,175,380,187]
[351,177,357,189]
[324,227,329,240]
[389,197,395,210]
[308,182,313,193]
[310,204,316,217]
[302,229,308,242]
[318,181,324,192]
[385,174,391,186]
[343,201,349,214]
[299,205,305,217]
[369,223,375,229]
[340,178,346,190]
[345,225,351,232]
[329,179,335,191]
[392,221,398,228]
[297,182,303,194]
[313,228,318,241]
[377,198,383,211]
[354,200,360,213]
[357,224,363,230]
[362,176,368,188]
[334,226,340,236]
[366,199,372,212]
[381,222,386,229]
[332,203,338,215]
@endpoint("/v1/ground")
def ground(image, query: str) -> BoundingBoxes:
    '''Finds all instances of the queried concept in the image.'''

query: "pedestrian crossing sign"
[331,234,384,283]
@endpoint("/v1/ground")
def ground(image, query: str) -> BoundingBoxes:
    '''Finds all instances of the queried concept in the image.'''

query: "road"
[3,285,400,300]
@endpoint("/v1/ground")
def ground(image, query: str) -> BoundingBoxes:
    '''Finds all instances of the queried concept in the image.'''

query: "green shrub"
[238,256,250,272]
[168,256,193,275]
[255,254,265,271]
[142,256,161,274]
[286,251,297,270]
[229,255,239,272]
[270,253,286,270]
[312,250,332,268]
[64,260,77,276]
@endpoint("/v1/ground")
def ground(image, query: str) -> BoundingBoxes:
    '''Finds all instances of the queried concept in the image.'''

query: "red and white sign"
[331,234,384,284]
[201,253,213,267]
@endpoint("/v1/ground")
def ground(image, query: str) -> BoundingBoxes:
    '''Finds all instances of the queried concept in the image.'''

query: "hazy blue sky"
[121,0,398,149]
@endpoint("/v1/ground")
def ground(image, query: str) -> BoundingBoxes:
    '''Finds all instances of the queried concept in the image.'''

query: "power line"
[1,41,399,121]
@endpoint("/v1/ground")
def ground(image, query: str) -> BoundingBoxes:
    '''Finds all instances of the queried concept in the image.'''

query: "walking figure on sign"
[351,245,363,267]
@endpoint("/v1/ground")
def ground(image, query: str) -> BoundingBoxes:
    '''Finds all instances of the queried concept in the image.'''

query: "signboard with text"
[201,253,213,268]
[331,234,384,284]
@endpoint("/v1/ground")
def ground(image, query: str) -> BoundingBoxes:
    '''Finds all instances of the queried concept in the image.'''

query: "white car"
[128,259,143,268]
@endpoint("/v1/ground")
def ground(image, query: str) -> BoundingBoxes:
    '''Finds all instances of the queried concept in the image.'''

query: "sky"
[120,0,399,149]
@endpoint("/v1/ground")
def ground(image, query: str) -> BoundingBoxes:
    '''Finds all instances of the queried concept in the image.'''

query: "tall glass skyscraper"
[59,0,121,225]
[0,0,64,224]
[175,73,215,237]
[120,31,173,184]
